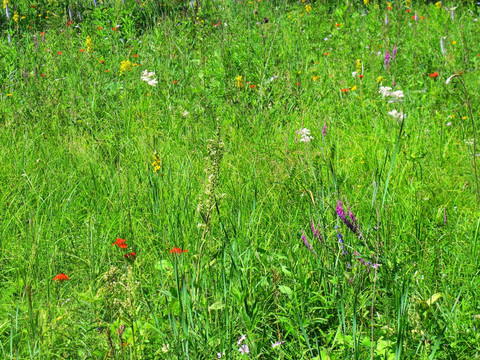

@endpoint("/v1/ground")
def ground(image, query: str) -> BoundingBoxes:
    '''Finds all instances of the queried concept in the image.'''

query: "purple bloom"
[301,230,314,252]
[392,44,397,61]
[6,3,10,19]
[311,221,322,242]
[384,51,391,71]
[414,11,418,21]
[68,7,72,20]
[93,0,97,6]
[322,121,327,137]
[385,13,389,25]
[336,201,359,235]
[239,344,249,355]
[272,340,285,348]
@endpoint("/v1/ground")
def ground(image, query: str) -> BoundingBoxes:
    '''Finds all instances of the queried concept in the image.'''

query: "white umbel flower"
[389,90,404,102]
[297,128,314,143]
[378,86,392,98]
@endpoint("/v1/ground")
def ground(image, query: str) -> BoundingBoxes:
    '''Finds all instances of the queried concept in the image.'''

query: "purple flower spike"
[322,121,327,138]
[384,51,391,71]
[336,201,359,235]
[301,230,314,252]
[392,44,397,61]
[385,13,389,25]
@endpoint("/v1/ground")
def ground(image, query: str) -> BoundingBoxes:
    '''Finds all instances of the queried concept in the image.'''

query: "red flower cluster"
[53,273,70,282]
[430,72,439,78]
[170,247,188,254]
[112,238,128,248]
[124,252,136,259]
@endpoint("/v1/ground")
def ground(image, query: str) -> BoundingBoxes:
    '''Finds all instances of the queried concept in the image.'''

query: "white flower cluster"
[379,86,404,102]
[141,70,158,86]
[297,128,313,143]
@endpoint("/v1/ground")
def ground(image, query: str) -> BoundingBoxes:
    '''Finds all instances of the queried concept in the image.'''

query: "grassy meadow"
[1,0,480,358]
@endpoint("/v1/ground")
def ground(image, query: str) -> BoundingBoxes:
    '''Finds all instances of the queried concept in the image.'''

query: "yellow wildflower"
[452,41,456,45]
[435,1,441,9]
[364,0,369,4]
[376,76,384,84]
[235,75,243,88]
[312,75,318,82]
[305,4,312,13]
[13,13,19,23]
[387,2,391,7]
[119,60,132,75]
[405,0,411,7]
[7,93,12,96]
[152,151,161,173]
[462,116,467,120]
[351,85,357,91]
[356,59,362,72]
[3,0,8,9]
[86,35,93,52]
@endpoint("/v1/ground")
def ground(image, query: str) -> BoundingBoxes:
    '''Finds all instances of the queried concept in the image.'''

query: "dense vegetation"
[1,0,480,358]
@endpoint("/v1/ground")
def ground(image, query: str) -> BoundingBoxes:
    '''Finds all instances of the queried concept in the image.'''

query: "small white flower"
[182,110,189,117]
[378,86,392,98]
[147,78,158,86]
[389,90,404,102]
[296,128,313,143]
[161,344,169,353]
[237,334,246,345]
[388,110,404,120]
[239,344,249,355]
[352,71,357,77]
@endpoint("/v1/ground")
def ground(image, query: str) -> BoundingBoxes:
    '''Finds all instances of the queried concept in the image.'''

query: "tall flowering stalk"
[384,51,391,71]
[336,200,360,236]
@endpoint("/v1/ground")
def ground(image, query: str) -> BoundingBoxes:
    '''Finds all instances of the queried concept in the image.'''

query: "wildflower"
[112,238,128,248]
[132,54,139,58]
[376,76,384,84]
[79,49,85,52]
[239,344,250,355]
[392,44,397,61]
[335,23,341,27]
[350,85,357,91]
[384,50,391,70]
[124,252,136,260]
[429,72,439,78]
[452,41,456,45]
[66,21,73,26]
[5,3,9,18]
[296,128,313,143]
[301,230,314,252]
[112,27,118,31]
[336,200,359,235]
[249,84,256,89]
[312,75,318,81]
[364,0,369,4]
[170,247,188,254]
[435,1,442,9]
[341,88,349,93]
[98,26,104,30]
[100,60,104,64]
[235,75,243,87]
[53,273,70,281]
[6,93,12,96]
[141,70,157,86]
[323,52,329,56]
[119,60,132,75]
[295,82,300,86]
[359,74,363,79]
[322,121,327,137]
[378,86,392,97]
[161,344,169,353]
[389,90,404,102]
[57,51,62,55]
[385,13,389,25]
[305,4,312,13]
[13,12,19,23]
[237,334,246,345]
[152,151,161,172]
[173,80,178,84]
[3,0,8,9]
[272,340,285,348]
[86,35,93,52]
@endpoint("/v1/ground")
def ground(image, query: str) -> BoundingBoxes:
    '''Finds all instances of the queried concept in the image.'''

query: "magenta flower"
[336,201,360,235]
[384,51,391,71]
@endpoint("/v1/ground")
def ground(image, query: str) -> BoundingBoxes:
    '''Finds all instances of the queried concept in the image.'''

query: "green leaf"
[278,285,293,297]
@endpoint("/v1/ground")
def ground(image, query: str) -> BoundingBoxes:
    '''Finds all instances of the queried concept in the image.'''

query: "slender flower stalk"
[392,44,397,61]
[384,51,391,71]
[336,200,360,235]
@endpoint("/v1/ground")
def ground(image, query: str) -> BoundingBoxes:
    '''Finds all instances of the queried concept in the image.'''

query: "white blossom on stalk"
[141,69,158,86]
[297,128,313,143]
[389,90,404,102]
[378,86,392,98]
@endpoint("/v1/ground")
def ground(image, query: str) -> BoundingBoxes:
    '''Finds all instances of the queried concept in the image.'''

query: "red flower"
[66,21,73,26]
[412,15,416,20]
[100,60,105,64]
[420,16,425,20]
[30,5,36,8]
[124,252,136,259]
[406,9,410,13]
[41,73,46,77]
[170,247,188,254]
[105,69,110,72]
[112,238,128,248]
[57,51,62,55]
[295,82,300,86]
[249,84,256,89]
[132,54,139,58]
[173,80,178,84]
[335,23,341,27]
[40,32,45,35]
[98,27,104,30]
[79,49,85,52]
[341,88,349,92]
[323,52,329,56]
[359,75,364,79]
[53,273,70,282]
[112,27,118,31]
[429,72,439,78]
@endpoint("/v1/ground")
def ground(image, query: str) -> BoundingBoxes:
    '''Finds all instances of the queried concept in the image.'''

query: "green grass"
[1,0,480,358]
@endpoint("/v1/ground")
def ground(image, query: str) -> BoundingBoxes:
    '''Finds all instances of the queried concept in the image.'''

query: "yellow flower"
[235,75,243,88]
[312,75,318,82]
[6,93,12,96]
[3,0,8,9]
[13,13,19,23]
[305,4,312,13]
[86,35,93,52]
[152,152,161,173]
[363,0,369,4]
[452,41,456,45]
[298,70,301,74]
[356,59,362,71]
[405,0,411,7]
[387,2,391,6]
[351,85,357,91]
[462,116,467,120]
[119,60,132,75]
[376,76,384,84]
[435,1,442,9]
